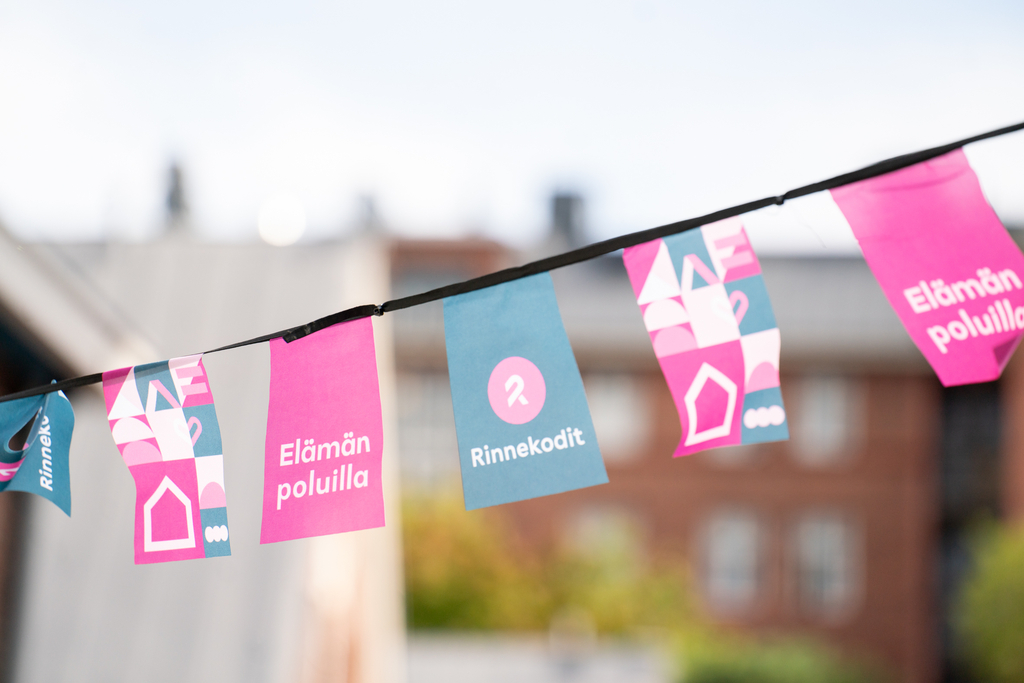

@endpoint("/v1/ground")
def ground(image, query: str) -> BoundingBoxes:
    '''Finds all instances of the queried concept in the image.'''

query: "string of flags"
[0,122,1023,565]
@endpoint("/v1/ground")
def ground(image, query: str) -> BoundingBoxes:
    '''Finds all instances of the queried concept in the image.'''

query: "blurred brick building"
[390,202,1019,683]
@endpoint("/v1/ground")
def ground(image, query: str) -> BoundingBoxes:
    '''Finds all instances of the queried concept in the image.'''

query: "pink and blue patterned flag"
[622,218,788,457]
[103,354,230,564]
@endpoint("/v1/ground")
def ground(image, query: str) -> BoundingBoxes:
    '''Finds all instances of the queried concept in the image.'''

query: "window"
[583,373,649,464]
[702,510,764,614]
[791,375,864,466]
[397,372,460,487]
[793,513,860,619]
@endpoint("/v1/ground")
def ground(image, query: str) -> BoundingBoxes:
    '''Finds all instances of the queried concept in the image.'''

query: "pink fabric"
[831,149,1024,386]
[103,355,229,564]
[622,219,787,456]
[130,459,205,563]
[200,482,227,509]
[659,340,746,454]
[260,318,385,543]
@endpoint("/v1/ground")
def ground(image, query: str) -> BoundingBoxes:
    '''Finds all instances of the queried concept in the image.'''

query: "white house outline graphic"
[143,476,196,552]
[683,362,738,446]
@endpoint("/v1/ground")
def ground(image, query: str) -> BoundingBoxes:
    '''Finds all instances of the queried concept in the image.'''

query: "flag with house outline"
[103,354,230,564]
[622,217,789,457]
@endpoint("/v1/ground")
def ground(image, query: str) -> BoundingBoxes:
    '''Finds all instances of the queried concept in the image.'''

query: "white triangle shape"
[108,368,145,419]
[637,242,681,304]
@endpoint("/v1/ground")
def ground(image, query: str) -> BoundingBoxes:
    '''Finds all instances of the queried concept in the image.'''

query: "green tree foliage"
[957,523,1024,683]
[402,495,691,633]
[403,495,884,683]
[403,496,545,630]
[678,634,884,683]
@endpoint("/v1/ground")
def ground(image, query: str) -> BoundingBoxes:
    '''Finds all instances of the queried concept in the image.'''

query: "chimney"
[165,162,190,236]
[357,194,383,234]
[551,192,584,249]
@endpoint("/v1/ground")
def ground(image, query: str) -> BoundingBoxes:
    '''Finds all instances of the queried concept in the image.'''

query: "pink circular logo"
[487,356,546,424]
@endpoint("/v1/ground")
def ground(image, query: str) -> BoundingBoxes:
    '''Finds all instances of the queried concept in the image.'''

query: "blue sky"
[1,0,1022,250]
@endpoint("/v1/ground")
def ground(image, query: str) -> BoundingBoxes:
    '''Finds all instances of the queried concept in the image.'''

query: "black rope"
[2,118,1022,404]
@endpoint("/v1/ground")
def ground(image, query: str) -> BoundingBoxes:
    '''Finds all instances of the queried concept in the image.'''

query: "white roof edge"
[0,227,156,376]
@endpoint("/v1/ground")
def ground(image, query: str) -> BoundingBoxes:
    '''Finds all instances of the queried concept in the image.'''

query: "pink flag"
[622,218,788,458]
[831,149,1024,386]
[103,355,231,564]
[260,318,385,544]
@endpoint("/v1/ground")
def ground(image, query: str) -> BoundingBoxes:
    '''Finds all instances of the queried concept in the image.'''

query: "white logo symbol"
[683,363,738,446]
[143,476,196,552]
[743,406,786,429]
[505,374,529,407]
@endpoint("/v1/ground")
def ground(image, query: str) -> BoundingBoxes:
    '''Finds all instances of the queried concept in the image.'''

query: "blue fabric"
[664,230,715,288]
[0,391,74,515]
[725,275,778,336]
[740,386,788,444]
[444,273,608,510]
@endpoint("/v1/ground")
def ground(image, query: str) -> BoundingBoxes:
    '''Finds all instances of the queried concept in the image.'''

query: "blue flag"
[444,273,608,510]
[0,391,74,515]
